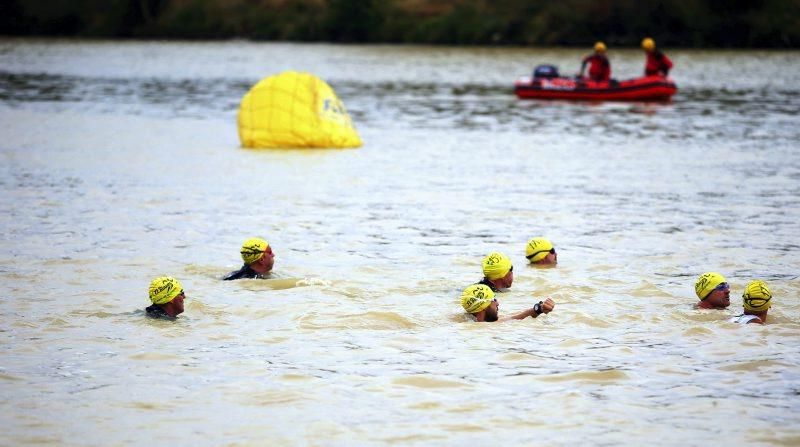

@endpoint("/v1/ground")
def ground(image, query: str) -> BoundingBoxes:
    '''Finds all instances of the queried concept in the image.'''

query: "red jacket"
[581,54,611,82]
[645,50,673,76]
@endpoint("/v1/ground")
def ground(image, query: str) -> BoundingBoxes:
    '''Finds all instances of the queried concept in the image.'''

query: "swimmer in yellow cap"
[729,280,773,325]
[146,276,185,319]
[461,284,555,323]
[694,272,731,309]
[223,237,275,280]
[526,237,557,266]
[477,252,515,292]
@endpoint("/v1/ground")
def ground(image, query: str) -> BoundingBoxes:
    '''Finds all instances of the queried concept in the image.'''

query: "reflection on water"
[0,40,799,446]
[0,70,249,118]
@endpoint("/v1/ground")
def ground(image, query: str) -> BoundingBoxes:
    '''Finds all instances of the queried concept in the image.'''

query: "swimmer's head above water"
[147,276,185,318]
[482,252,514,290]
[461,284,499,322]
[240,237,275,274]
[743,280,772,313]
[695,272,730,309]
[525,237,557,266]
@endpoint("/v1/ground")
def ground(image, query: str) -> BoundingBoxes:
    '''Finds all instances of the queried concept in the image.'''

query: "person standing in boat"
[579,41,611,82]
[641,37,673,77]
[729,280,773,325]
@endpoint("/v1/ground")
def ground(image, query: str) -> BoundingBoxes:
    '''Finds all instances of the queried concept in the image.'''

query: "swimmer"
[729,280,772,325]
[477,252,514,292]
[223,237,275,280]
[146,276,185,319]
[526,237,557,266]
[694,272,731,309]
[461,284,555,322]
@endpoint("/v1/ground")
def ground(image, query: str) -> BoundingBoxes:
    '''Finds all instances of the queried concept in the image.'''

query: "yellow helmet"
[594,41,607,53]
[149,276,183,305]
[694,272,726,300]
[525,237,554,263]
[482,252,512,280]
[240,237,269,265]
[461,284,495,314]
[641,37,655,51]
[743,280,772,312]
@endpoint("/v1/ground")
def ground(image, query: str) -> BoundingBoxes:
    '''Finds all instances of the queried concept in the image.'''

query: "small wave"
[128,352,180,361]
[296,311,418,330]
[235,277,315,290]
[393,376,468,389]
[0,372,22,381]
[567,313,614,328]
[718,359,792,372]
[536,369,629,383]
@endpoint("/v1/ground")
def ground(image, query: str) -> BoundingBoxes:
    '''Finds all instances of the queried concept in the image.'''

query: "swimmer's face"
[499,267,514,289]
[705,283,730,309]
[484,299,499,322]
[262,246,275,271]
[534,248,557,266]
[251,247,275,274]
[170,291,185,316]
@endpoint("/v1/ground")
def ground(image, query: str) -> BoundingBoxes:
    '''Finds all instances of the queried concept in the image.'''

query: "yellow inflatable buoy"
[237,71,362,149]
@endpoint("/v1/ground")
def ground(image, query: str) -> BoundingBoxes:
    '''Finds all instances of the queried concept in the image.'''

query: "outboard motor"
[532,64,559,79]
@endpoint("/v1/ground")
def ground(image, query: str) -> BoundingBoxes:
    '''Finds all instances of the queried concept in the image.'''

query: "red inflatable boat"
[514,75,677,101]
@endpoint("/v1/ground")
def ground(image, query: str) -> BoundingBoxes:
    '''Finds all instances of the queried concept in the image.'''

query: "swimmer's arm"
[499,308,538,321]
[500,298,555,322]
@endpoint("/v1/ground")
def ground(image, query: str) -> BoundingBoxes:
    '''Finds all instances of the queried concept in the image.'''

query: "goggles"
[526,248,555,260]
[702,282,729,300]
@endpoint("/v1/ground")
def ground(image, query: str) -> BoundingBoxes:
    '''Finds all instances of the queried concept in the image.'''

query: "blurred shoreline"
[2,0,799,48]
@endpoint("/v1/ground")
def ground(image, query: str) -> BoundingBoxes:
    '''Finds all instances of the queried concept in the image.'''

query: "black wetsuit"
[477,278,499,293]
[145,304,175,320]
[223,264,260,281]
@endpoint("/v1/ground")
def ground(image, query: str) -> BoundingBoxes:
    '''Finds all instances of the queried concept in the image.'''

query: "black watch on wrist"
[533,301,543,316]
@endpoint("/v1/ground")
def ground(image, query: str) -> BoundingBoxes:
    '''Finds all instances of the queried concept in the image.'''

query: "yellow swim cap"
[461,284,496,314]
[594,41,607,53]
[695,272,726,300]
[743,280,772,312]
[641,37,655,51]
[525,238,554,263]
[241,237,269,265]
[149,276,183,305]
[482,252,512,280]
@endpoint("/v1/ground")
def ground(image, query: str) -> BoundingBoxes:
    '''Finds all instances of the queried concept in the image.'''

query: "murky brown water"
[1,39,799,446]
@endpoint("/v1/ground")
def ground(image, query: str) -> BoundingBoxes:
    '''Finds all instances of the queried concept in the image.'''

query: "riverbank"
[2,0,799,48]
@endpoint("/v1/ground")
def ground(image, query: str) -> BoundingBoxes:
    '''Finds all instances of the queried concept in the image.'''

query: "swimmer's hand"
[532,298,555,317]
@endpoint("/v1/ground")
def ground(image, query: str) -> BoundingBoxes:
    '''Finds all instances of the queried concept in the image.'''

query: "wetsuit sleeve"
[223,265,255,280]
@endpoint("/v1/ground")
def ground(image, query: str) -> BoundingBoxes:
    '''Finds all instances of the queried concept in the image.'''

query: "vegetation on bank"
[2,0,799,48]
